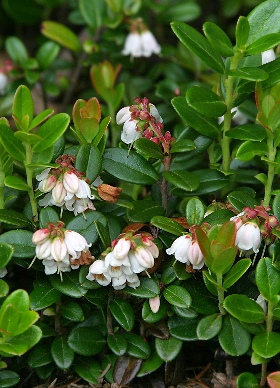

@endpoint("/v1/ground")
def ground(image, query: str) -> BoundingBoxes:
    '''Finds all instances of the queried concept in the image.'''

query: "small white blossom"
[0,73,8,95]
[262,49,276,64]
[235,222,261,254]
[32,222,91,276]
[166,235,192,263]
[122,30,161,58]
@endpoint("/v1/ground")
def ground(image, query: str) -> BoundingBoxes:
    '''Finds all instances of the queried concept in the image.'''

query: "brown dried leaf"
[113,355,143,386]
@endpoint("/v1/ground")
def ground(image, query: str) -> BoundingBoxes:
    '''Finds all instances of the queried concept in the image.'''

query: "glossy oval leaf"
[227,190,258,212]
[186,197,205,226]
[224,294,265,323]
[246,33,280,55]
[155,336,183,362]
[13,85,34,127]
[50,271,87,298]
[68,327,105,356]
[256,257,280,301]
[30,278,61,310]
[127,199,165,223]
[172,97,221,138]
[0,230,34,258]
[75,143,102,183]
[124,277,160,298]
[223,258,251,289]
[125,333,151,359]
[110,299,135,331]
[51,337,74,369]
[133,138,164,160]
[150,216,186,236]
[107,333,127,356]
[197,313,223,340]
[218,315,251,356]
[0,124,25,161]
[235,16,250,48]
[4,176,30,191]
[41,21,82,52]
[226,124,267,141]
[236,140,267,162]
[163,285,192,308]
[186,86,227,117]
[203,21,234,57]
[252,332,280,358]
[171,21,225,74]
[103,148,159,185]
[163,170,199,192]
[227,67,268,81]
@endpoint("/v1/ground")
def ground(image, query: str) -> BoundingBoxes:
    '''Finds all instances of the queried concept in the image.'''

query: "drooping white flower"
[121,120,140,144]
[166,235,192,263]
[235,222,261,254]
[32,222,92,275]
[86,260,111,286]
[0,73,8,95]
[113,237,131,260]
[187,240,204,269]
[122,30,161,58]
[262,49,276,65]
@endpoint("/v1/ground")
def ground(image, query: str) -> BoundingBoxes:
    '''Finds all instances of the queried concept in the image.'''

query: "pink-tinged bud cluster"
[32,221,91,275]
[36,154,95,215]
[122,19,160,59]
[116,97,171,153]
[230,205,279,255]
[87,232,159,290]
[166,234,204,270]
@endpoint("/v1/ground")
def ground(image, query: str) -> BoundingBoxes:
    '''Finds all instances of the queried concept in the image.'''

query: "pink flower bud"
[52,182,67,204]
[63,171,79,194]
[113,238,131,260]
[187,240,204,269]
[135,246,154,268]
[149,295,160,313]
[40,175,57,192]
[50,238,68,262]
[32,228,50,244]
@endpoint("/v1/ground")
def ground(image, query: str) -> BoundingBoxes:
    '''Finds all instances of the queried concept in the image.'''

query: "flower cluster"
[231,205,279,255]
[116,97,171,153]
[87,231,159,290]
[32,221,92,275]
[166,233,204,270]
[36,154,95,215]
[122,18,161,58]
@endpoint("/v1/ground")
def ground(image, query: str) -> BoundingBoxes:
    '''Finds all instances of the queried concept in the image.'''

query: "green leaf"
[39,207,59,228]
[36,41,60,70]
[227,67,268,81]
[65,211,107,245]
[186,86,227,117]
[168,315,199,341]
[30,278,61,310]
[28,345,53,368]
[125,333,151,359]
[203,209,235,226]
[197,313,223,340]
[226,124,267,141]
[13,310,39,336]
[13,85,34,129]
[103,148,159,185]
[262,57,280,89]
[186,197,205,226]
[163,285,192,308]
[79,0,104,30]
[127,199,164,223]
[41,21,82,52]
[14,132,42,145]
[236,140,267,162]
[29,109,54,130]
[5,37,28,65]
[0,289,30,314]
[223,259,251,289]
[224,294,265,323]
[273,193,280,222]
[0,230,34,258]
[0,124,25,161]
[0,243,13,269]
[0,305,19,335]
[0,371,20,387]
[142,299,168,323]
[107,333,127,356]
[236,372,259,388]
[0,325,42,356]
[68,327,105,356]
[227,190,258,212]
[33,113,70,152]
[0,280,9,298]
[61,302,84,322]
[75,144,101,183]
[162,170,199,192]
[172,97,221,138]
[155,337,183,362]
[171,21,225,73]
[256,257,280,301]
[137,352,164,377]
[184,277,219,315]
[133,138,164,160]
[74,357,100,384]
[50,271,87,298]
[150,216,186,236]
[110,299,135,331]
[51,337,74,369]
[124,277,160,298]
[252,332,280,358]
[203,22,234,57]
[235,16,250,48]
[247,33,280,55]
[169,138,196,153]
[247,0,280,45]
[4,176,29,191]
[218,315,251,356]
[158,2,200,23]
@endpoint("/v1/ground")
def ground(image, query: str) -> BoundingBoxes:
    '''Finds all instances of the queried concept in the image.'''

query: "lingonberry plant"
[1,0,280,387]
